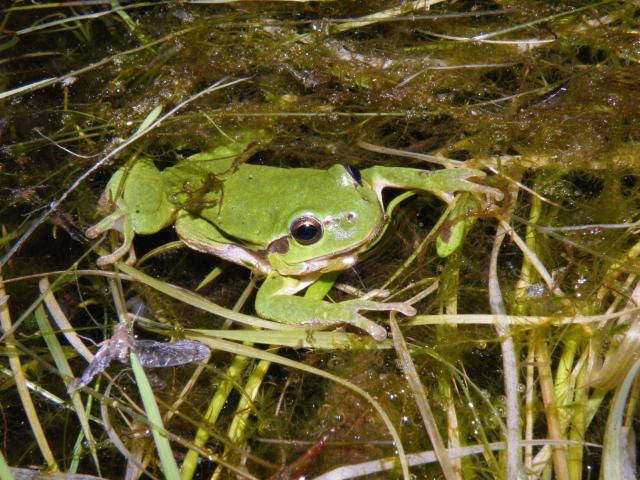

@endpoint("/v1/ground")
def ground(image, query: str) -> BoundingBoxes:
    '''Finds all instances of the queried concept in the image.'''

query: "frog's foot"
[443,169,504,202]
[86,208,135,266]
[340,300,416,340]
[362,165,504,204]
[299,304,389,341]
[307,300,415,341]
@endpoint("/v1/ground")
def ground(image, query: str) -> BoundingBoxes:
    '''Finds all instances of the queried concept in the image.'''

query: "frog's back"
[204,164,380,250]
[207,164,324,247]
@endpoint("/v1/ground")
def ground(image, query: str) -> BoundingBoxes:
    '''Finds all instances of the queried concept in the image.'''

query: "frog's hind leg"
[86,203,135,266]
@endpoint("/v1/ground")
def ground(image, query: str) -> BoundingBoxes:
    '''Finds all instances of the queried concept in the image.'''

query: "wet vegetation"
[1,1,640,479]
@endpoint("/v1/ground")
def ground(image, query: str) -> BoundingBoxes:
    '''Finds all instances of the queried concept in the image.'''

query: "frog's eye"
[290,216,323,245]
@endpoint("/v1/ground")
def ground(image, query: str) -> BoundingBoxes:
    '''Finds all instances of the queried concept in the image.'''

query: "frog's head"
[265,165,385,277]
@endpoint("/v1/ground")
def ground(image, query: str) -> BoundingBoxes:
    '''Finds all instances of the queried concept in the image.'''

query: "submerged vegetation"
[1,1,640,479]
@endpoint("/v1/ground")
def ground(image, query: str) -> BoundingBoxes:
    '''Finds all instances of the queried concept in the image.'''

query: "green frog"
[87,134,499,340]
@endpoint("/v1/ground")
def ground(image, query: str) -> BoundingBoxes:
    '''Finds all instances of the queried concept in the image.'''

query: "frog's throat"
[267,250,359,277]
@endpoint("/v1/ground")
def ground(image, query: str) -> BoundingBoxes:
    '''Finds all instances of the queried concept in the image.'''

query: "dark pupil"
[295,222,319,242]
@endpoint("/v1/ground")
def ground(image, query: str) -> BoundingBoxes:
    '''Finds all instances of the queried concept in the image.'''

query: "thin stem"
[488,222,523,479]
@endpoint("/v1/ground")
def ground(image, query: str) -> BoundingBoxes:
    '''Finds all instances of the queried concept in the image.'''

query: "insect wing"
[69,342,118,392]
[133,340,210,368]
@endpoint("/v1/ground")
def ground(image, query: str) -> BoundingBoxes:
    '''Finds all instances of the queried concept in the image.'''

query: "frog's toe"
[95,251,123,267]
[85,211,126,239]
[474,183,504,201]
[367,323,387,341]
[350,313,387,341]
[85,224,103,239]
[124,248,137,265]
[396,304,417,316]
[95,241,133,267]
[361,288,390,300]
[382,302,416,316]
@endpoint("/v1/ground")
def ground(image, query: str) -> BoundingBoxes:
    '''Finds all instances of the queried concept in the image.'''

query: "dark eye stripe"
[267,236,290,254]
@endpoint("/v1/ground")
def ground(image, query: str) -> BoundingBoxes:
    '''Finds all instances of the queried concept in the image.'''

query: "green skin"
[87,143,500,340]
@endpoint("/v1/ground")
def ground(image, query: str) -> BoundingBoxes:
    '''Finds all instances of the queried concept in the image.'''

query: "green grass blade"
[34,304,100,472]
[0,448,14,480]
[602,356,640,479]
[130,351,181,479]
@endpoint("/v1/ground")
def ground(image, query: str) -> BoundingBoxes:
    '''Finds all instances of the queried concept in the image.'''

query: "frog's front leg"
[86,200,135,266]
[361,166,503,203]
[255,273,416,341]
